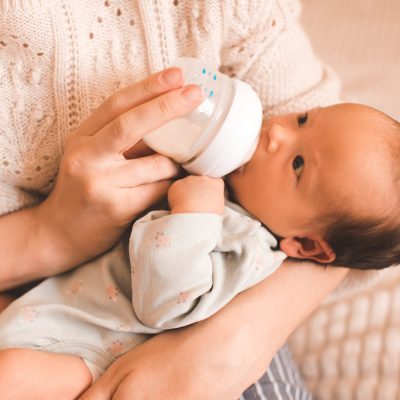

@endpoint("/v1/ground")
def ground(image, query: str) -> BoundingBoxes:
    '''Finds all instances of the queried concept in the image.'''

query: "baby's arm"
[129,176,224,329]
[168,175,225,216]
[130,176,285,330]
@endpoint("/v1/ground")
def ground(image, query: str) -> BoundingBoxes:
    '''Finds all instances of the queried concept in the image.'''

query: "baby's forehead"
[311,104,399,215]
[323,103,394,129]
[319,105,395,150]
[321,144,393,204]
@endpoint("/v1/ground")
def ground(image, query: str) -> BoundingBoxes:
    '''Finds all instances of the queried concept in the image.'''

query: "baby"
[0,102,399,398]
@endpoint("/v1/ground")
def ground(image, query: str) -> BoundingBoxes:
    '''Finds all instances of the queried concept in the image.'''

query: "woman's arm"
[0,68,204,292]
[82,261,348,400]
[0,207,45,291]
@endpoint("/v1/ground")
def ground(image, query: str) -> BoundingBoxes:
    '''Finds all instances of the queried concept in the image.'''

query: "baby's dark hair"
[325,214,400,269]
[324,112,400,270]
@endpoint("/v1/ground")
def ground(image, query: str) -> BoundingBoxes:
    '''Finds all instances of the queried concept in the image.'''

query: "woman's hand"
[79,319,254,400]
[34,68,204,274]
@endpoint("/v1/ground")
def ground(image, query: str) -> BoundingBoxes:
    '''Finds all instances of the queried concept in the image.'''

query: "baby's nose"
[267,124,291,153]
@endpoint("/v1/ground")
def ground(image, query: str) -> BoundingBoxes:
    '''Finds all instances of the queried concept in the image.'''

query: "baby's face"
[227,103,394,240]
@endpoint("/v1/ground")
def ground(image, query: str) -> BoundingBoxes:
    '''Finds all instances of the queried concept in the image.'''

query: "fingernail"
[181,85,204,102]
[161,68,183,86]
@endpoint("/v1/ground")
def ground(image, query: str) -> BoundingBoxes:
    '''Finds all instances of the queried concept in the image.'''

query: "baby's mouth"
[227,164,245,178]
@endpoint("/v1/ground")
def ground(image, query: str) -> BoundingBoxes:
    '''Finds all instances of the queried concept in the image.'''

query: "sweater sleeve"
[221,0,341,116]
[129,207,285,330]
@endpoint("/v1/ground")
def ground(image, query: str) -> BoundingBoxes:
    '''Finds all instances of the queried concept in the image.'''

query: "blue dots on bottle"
[200,67,216,98]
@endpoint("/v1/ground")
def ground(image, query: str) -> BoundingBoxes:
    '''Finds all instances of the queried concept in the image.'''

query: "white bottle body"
[143,57,262,177]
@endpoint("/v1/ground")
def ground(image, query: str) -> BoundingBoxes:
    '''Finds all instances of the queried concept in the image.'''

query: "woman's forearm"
[181,261,349,391]
[234,261,348,349]
[0,206,77,291]
[1,208,43,290]
[0,207,41,290]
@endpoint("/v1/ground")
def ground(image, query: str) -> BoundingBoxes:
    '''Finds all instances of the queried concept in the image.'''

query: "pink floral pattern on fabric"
[177,290,190,303]
[65,279,83,295]
[155,231,171,248]
[106,284,120,302]
[19,306,39,322]
[107,340,125,356]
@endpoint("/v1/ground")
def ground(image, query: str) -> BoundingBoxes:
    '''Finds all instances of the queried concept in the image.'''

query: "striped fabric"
[241,346,312,400]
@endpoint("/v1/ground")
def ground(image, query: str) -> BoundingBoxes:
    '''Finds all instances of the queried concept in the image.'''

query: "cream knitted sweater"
[0,0,340,212]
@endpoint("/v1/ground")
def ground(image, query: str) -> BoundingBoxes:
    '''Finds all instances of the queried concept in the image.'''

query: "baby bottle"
[143,57,263,177]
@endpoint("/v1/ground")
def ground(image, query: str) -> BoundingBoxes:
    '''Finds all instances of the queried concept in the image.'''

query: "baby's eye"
[297,112,308,127]
[292,155,304,179]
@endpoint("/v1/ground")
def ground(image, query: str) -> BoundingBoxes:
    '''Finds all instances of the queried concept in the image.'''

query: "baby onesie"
[0,201,286,376]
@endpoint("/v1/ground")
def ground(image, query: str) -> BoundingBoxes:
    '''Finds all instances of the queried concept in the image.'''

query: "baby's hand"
[168,176,225,215]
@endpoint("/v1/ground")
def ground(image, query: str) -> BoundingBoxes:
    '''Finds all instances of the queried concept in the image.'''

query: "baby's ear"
[280,235,336,264]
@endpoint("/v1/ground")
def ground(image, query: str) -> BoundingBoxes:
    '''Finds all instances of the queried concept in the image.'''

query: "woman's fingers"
[79,373,114,400]
[78,67,184,136]
[91,84,204,158]
[122,139,154,159]
[108,154,180,188]
[79,350,132,400]
[121,181,173,219]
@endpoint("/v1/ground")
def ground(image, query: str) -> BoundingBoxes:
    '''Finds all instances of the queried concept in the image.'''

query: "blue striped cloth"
[241,346,312,400]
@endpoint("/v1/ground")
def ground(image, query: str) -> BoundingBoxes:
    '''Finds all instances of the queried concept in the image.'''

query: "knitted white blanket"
[290,267,400,399]
[289,1,400,398]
